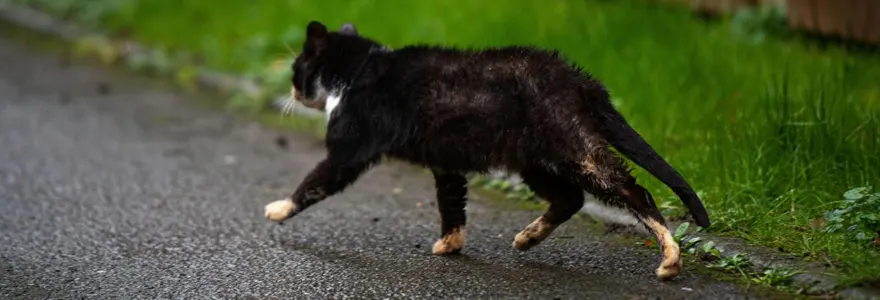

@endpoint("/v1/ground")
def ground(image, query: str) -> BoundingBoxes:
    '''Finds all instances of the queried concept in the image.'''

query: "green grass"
[17,0,880,286]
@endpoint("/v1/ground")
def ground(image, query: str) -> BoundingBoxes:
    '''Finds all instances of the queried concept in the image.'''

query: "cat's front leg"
[265,157,373,223]
[430,169,468,255]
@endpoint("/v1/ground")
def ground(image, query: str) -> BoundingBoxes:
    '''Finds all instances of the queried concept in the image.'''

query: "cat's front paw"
[264,198,297,222]
[432,227,465,255]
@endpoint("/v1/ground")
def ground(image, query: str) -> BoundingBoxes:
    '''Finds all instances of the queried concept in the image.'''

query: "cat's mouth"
[291,87,326,111]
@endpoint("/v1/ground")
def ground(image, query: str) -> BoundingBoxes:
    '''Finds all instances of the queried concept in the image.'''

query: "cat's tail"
[592,94,711,228]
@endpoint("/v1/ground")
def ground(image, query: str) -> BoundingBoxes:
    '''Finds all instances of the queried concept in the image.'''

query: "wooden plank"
[690,0,759,15]
[867,1,880,44]
[814,0,848,36]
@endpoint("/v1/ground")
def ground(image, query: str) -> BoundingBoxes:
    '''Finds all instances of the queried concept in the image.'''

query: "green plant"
[507,183,537,202]
[752,268,798,287]
[467,176,547,214]
[658,197,685,217]
[699,240,799,287]
[672,222,704,254]
[673,222,690,244]
[823,187,880,245]
[682,236,703,255]
[470,177,539,203]
[701,240,721,257]
[713,253,752,278]
[729,3,790,44]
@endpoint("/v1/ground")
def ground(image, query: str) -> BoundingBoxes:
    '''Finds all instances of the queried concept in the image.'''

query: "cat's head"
[289,21,370,111]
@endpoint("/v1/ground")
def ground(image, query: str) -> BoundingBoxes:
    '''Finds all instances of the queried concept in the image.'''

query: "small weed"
[658,197,685,217]
[701,240,722,258]
[673,222,690,244]
[712,253,752,279]
[671,222,705,254]
[823,186,880,245]
[683,236,703,255]
[698,239,802,289]
[714,253,751,271]
[470,176,538,203]
[729,3,791,44]
[752,268,798,288]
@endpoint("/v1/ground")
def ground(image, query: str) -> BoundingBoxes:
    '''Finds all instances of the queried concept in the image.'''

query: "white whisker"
[273,96,287,109]
[282,96,293,116]
[274,95,294,117]
[283,42,297,57]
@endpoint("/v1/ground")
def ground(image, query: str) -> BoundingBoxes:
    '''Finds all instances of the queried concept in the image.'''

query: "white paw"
[656,259,682,281]
[432,228,466,255]
[264,198,296,222]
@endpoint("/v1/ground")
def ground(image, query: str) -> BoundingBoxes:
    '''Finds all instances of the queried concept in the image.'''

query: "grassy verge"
[14,0,880,286]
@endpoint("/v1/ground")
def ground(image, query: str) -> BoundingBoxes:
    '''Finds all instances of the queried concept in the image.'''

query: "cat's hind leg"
[603,181,681,280]
[575,148,682,280]
[431,169,468,255]
[512,168,585,250]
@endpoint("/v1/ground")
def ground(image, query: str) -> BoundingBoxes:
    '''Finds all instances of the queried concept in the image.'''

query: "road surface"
[0,33,787,299]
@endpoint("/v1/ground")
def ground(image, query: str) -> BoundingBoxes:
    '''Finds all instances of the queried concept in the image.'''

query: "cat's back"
[376,45,596,168]
[390,45,574,79]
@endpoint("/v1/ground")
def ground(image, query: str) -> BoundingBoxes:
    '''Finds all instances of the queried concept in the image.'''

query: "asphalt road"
[0,35,788,300]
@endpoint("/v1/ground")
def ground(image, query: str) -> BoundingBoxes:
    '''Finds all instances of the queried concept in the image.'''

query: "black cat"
[264,21,710,281]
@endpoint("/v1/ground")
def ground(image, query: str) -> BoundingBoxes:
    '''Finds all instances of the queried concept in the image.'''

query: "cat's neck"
[348,45,389,83]
[325,45,393,92]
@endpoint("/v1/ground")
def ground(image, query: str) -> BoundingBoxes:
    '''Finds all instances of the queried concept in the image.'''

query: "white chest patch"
[324,94,342,121]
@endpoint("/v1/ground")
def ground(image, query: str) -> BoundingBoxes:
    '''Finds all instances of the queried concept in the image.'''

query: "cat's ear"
[307,21,328,39]
[338,22,358,36]
[305,21,328,53]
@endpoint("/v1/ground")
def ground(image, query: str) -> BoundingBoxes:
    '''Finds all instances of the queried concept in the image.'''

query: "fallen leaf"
[416,202,423,208]
[810,217,825,229]
[392,187,402,195]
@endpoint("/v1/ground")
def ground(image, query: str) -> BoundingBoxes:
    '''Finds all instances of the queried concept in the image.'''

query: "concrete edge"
[1,2,876,299]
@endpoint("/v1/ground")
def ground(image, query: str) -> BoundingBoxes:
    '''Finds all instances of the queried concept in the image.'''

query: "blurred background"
[8,0,880,288]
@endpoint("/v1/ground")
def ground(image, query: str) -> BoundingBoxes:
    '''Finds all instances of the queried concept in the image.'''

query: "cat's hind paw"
[264,198,296,222]
[656,258,682,280]
[513,216,556,250]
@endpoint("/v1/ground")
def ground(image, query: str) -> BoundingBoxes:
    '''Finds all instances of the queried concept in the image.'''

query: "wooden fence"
[652,0,880,45]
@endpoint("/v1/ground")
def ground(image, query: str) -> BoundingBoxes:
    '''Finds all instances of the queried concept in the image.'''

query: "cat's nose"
[291,87,304,101]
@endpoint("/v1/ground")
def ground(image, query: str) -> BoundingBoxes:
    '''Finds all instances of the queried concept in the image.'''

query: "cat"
[264,21,711,281]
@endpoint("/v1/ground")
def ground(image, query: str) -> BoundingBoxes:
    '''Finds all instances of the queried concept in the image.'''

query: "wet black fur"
[285,21,710,243]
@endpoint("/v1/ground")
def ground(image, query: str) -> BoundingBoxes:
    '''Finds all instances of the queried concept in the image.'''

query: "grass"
[14,0,880,286]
